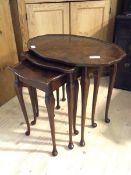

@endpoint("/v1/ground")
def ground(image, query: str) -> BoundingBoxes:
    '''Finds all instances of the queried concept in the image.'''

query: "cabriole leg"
[28,86,37,125]
[66,76,74,150]
[32,88,39,117]
[73,80,79,135]
[91,68,102,128]
[62,85,66,101]
[15,77,30,136]
[45,92,58,156]
[80,68,90,146]
[56,89,60,109]
[105,64,117,123]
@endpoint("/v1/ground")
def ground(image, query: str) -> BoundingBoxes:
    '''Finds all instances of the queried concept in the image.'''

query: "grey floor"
[0,77,131,175]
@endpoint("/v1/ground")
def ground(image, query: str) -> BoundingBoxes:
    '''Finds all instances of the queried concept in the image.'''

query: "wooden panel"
[0,70,15,106]
[0,1,17,67]
[0,0,18,106]
[107,0,118,42]
[10,0,29,54]
[17,0,29,51]
[71,0,110,41]
[10,0,25,56]
[26,3,69,38]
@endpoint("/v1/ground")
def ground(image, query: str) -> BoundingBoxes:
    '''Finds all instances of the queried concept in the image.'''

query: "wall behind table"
[0,0,18,106]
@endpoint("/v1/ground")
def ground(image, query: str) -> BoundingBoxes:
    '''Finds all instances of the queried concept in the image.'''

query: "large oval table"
[28,34,126,146]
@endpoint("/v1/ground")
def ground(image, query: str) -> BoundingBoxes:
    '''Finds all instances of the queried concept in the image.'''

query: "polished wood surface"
[9,60,67,156]
[21,51,75,110]
[28,34,126,67]
[11,60,66,91]
[20,51,77,74]
[21,51,80,133]
[9,57,80,155]
[27,34,126,146]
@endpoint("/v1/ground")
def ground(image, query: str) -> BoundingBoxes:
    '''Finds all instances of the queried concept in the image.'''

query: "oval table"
[28,34,126,146]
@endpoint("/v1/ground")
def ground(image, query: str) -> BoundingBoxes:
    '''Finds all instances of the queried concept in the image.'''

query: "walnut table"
[28,34,126,146]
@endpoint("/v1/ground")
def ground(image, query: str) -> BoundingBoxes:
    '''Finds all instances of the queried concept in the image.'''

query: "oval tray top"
[28,34,126,67]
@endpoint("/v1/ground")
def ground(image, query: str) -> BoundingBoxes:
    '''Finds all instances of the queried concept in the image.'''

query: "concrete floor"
[0,77,131,175]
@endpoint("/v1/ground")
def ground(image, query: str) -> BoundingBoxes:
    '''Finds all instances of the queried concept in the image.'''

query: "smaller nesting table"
[9,51,80,156]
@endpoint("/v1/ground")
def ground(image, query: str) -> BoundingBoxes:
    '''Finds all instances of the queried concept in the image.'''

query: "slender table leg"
[45,92,58,156]
[28,86,37,125]
[66,74,74,149]
[56,89,60,109]
[15,77,30,136]
[32,88,39,117]
[80,68,90,146]
[62,85,66,101]
[105,64,117,123]
[91,68,102,128]
[73,80,79,135]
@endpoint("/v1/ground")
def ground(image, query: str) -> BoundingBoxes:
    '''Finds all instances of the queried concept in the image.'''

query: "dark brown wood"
[105,64,117,123]
[91,68,102,128]
[21,51,76,74]
[28,34,126,67]
[62,85,66,101]
[28,86,37,125]
[66,74,74,150]
[32,88,39,117]
[9,58,79,156]
[56,89,60,109]
[73,80,79,135]
[23,84,39,119]
[10,60,66,92]
[45,92,57,156]
[15,77,30,136]
[27,34,126,146]
[80,68,90,146]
